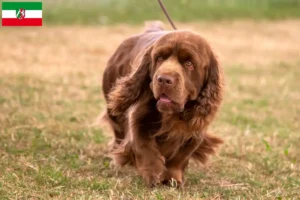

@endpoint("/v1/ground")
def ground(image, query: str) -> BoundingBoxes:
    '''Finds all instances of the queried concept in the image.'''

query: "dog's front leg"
[163,137,201,187]
[129,99,166,187]
[132,136,166,187]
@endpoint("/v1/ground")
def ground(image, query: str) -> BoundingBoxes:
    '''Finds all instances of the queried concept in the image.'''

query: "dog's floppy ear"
[188,52,224,128]
[107,47,152,117]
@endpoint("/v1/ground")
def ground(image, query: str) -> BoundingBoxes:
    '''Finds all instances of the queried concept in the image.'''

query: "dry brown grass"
[1,20,300,75]
[0,20,299,199]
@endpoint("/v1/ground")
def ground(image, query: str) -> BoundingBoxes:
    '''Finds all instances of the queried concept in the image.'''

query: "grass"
[0,21,300,199]
[1,0,300,24]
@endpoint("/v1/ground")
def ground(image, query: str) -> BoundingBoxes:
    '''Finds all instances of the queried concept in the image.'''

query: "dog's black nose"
[157,74,174,86]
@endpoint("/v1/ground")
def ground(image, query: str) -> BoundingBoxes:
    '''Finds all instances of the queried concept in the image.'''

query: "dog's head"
[109,30,223,125]
[147,31,217,114]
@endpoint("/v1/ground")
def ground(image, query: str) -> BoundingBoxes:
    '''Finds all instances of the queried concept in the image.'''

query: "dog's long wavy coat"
[102,22,224,187]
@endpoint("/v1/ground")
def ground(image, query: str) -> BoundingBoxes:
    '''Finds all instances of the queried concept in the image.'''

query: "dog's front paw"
[142,171,162,187]
[161,168,185,188]
[139,162,166,187]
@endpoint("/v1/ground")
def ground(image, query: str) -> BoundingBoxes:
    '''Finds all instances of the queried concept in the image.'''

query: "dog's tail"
[144,20,164,33]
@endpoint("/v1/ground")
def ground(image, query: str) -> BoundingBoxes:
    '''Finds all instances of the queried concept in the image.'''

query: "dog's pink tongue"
[160,95,171,103]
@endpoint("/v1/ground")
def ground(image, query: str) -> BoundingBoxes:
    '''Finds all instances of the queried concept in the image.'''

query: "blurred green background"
[1,0,300,25]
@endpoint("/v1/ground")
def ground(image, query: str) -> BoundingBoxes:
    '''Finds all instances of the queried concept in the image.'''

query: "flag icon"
[2,2,42,26]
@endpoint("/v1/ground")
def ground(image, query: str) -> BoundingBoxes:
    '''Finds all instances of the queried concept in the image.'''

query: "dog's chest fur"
[154,115,198,160]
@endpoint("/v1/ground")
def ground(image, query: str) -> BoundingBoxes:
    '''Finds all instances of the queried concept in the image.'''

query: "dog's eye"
[157,56,164,63]
[184,60,194,70]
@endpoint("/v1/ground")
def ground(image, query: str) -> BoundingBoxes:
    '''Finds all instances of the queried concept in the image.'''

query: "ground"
[0,20,299,199]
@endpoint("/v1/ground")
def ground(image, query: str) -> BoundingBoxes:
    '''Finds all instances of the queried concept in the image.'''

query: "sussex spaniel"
[102,22,224,187]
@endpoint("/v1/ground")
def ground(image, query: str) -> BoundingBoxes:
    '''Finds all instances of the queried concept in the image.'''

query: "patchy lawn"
[0,21,299,199]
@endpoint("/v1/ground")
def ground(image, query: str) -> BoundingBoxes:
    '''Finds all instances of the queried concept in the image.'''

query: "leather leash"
[157,0,177,30]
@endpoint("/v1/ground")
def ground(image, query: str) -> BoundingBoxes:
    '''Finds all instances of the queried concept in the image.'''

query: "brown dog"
[102,22,224,187]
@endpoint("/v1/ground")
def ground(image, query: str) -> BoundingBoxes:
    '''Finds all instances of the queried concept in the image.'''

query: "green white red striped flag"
[2,2,42,26]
